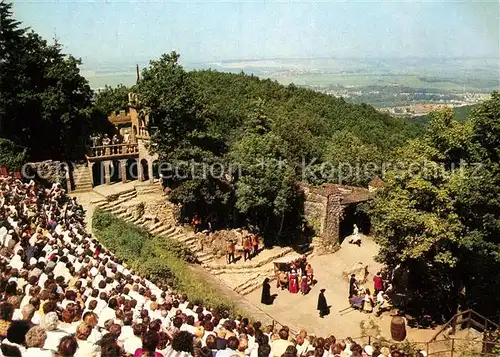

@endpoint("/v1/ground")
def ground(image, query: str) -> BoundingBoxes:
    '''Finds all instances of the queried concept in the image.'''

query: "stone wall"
[298,182,347,248]
[298,182,372,249]
[323,189,343,245]
[301,184,328,234]
[143,199,175,224]
[26,160,68,187]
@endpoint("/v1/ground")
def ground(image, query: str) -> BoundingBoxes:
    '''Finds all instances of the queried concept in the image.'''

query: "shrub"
[0,138,26,171]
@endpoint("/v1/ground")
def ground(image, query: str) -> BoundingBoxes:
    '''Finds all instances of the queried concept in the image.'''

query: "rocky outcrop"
[26,160,68,186]
[342,262,369,284]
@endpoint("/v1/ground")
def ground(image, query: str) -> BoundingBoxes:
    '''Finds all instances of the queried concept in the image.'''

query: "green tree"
[0,2,93,161]
[229,104,302,243]
[93,84,132,115]
[139,51,206,160]
[0,138,26,170]
[369,95,500,320]
[139,52,229,224]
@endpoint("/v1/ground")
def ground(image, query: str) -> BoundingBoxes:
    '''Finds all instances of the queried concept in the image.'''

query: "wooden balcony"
[86,143,139,162]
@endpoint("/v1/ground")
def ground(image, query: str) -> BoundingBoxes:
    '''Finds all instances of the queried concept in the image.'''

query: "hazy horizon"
[13,1,499,66]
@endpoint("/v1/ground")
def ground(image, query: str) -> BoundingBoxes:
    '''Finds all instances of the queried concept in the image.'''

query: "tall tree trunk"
[277,210,285,238]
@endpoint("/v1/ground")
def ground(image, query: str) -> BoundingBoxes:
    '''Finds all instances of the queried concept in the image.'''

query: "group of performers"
[225,234,260,264]
[346,272,392,316]
[275,256,314,295]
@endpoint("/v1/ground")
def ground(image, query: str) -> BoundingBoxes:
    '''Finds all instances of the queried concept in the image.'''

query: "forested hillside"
[189,70,423,171]
[137,52,423,244]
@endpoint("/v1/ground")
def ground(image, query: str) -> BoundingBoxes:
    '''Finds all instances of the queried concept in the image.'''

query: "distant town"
[306,86,489,117]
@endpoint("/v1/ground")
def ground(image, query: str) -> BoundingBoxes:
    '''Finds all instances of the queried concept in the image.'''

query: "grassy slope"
[92,208,236,312]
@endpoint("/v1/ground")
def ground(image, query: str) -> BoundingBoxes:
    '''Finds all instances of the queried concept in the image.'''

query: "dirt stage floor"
[247,237,385,338]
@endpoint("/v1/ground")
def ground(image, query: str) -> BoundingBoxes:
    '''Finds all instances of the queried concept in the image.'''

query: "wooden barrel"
[391,316,407,341]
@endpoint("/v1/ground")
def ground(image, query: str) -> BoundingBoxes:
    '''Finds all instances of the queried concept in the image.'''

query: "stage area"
[246,237,384,337]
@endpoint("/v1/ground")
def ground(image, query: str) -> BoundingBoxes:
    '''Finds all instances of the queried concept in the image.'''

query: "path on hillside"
[71,191,106,233]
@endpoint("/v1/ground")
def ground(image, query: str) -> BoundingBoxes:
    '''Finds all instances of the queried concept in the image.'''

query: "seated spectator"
[134,330,163,357]
[0,302,14,338]
[42,311,69,351]
[25,326,55,357]
[57,335,78,357]
[271,329,293,357]
[1,320,31,355]
[163,331,195,357]
[75,322,100,357]
[216,335,239,357]
[125,323,147,355]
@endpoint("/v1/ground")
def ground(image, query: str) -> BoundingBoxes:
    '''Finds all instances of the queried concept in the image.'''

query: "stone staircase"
[92,188,216,266]
[135,182,164,195]
[72,164,93,192]
[204,247,312,296]
[90,184,312,297]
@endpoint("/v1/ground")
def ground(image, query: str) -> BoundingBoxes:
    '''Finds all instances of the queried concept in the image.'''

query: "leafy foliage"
[0,2,93,161]
[0,138,26,171]
[139,52,421,244]
[369,93,500,321]
[93,84,132,115]
[90,84,133,135]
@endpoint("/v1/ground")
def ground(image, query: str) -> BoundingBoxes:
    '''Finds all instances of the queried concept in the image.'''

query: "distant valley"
[81,57,498,115]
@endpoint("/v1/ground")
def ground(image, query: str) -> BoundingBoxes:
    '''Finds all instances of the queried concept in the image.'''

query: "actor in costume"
[289,270,299,294]
[261,278,273,305]
[317,289,329,318]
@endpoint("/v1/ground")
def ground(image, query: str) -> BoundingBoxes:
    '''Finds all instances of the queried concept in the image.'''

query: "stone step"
[211,265,275,275]
[110,206,127,215]
[117,211,132,220]
[145,221,160,230]
[153,225,175,236]
[234,274,263,293]
[75,181,93,187]
[163,228,182,238]
[94,200,110,208]
[99,195,133,210]
[190,247,202,254]
[75,176,92,183]
[186,240,198,248]
[207,247,295,271]
[187,245,200,253]
[73,187,93,193]
[149,221,164,232]
[138,220,151,228]
[136,184,163,195]
[123,215,136,223]
[114,196,134,206]
[132,217,146,225]
[197,253,214,264]
[90,197,108,205]
[163,233,185,242]
[239,275,276,295]
[119,191,137,200]
[178,234,197,244]
[173,233,192,243]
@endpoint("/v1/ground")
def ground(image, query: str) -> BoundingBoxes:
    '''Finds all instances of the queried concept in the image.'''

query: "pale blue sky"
[11,0,500,65]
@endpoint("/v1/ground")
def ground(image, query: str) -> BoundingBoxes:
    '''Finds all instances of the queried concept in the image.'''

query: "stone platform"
[92,180,161,200]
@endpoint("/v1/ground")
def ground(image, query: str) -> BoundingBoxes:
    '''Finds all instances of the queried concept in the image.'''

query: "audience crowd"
[0,174,426,357]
